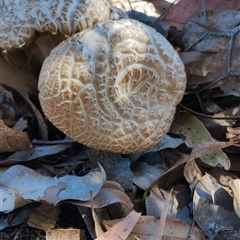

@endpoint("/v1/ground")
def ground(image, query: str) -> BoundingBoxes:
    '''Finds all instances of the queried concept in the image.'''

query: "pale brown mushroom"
[38,19,186,154]
[0,0,126,52]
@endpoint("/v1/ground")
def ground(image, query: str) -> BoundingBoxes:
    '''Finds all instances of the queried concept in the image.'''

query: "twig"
[32,139,75,145]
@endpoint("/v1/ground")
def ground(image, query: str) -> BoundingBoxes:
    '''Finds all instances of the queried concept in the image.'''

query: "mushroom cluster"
[1,0,186,154]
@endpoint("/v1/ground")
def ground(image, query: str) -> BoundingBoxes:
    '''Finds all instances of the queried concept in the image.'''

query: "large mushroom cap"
[0,0,123,52]
[38,19,186,154]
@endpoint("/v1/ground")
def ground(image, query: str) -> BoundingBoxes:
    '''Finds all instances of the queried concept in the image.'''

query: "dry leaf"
[28,205,61,231]
[195,199,240,239]
[229,179,240,217]
[226,126,240,142]
[182,10,240,95]
[46,229,81,240]
[146,187,177,219]
[189,141,232,169]
[144,154,190,196]
[76,181,134,211]
[163,0,240,24]
[132,162,165,190]
[86,149,133,191]
[0,55,38,96]
[193,173,234,213]
[179,51,211,66]
[104,216,207,240]
[145,185,191,222]
[170,112,231,170]
[184,160,203,191]
[129,134,183,162]
[0,164,106,211]
[183,10,239,52]
[149,189,173,240]
[97,210,141,240]
[0,203,38,230]
[1,144,72,166]
[0,120,31,152]
[11,118,28,132]
[78,206,97,239]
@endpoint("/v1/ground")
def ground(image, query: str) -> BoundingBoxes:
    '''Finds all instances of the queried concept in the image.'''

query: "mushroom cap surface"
[38,19,186,154]
[1,0,124,52]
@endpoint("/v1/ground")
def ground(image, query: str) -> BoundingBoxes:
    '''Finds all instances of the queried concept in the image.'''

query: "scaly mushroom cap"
[1,0,126,52]
[38,19,186,154]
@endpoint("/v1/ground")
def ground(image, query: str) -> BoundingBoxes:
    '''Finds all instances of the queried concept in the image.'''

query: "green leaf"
[170,112,230,170]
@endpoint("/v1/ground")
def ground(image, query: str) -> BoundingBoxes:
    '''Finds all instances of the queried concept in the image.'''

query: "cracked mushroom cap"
[38,19,186,154]
[0,0,126,52]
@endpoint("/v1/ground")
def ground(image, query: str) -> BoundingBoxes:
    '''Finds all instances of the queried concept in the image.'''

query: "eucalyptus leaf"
[170,112,230,170]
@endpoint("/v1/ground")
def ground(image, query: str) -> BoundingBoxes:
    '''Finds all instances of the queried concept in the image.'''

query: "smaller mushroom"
[38,19,186,154]
[0,0,126,52]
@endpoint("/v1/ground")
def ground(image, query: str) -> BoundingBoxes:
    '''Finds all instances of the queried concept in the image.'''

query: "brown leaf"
[184,160,203,191]
[0,120,31,152]
[226,126,240,142]
[46,229,81,240]
[163,0,240,23]
[190,141,234,161]
[104,216,207,240]
[99,210,141,240]
[0,55,37,96]
[76,181,134,211]
[229,179,240,218]
[28,205,61,231]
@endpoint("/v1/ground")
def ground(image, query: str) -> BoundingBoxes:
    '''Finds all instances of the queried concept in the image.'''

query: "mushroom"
[38,19,186,154]
[0,0,126,52]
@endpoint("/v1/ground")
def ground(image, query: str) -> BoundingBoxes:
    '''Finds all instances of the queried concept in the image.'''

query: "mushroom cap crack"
[38,19,186,154]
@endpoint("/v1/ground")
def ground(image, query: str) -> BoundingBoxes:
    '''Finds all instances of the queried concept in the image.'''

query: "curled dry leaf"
[97,210,141,240]
[0,164,106,212]
[193,173,234,213]
[0,144,72,166]
[0,120,31,152]
[103,215,207,240]
[226,126,240,142]
[74,181,133,212]
[184,160,203,191]
[229,179,240,218]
